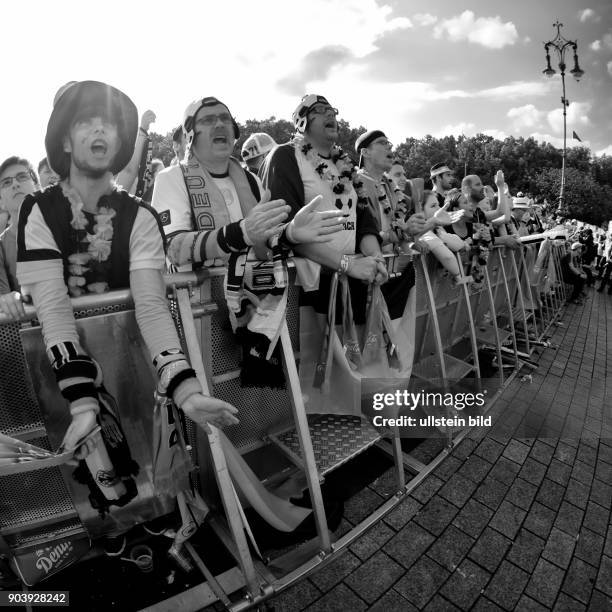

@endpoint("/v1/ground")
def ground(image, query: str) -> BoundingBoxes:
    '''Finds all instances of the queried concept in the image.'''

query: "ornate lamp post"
[542,21,584,213]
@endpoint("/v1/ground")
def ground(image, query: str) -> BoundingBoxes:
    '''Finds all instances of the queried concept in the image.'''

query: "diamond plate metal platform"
[267,415,382,478]
[411,353,475,381]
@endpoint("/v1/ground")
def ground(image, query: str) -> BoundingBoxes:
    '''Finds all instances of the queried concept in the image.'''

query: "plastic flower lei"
[296,137,356,209]
[62,182,116,297]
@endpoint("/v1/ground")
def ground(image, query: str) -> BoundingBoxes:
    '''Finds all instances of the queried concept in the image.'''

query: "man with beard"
[17,81,238,461]
[462,173,521,249]
[0,156,39,320]
[430,162,455,205]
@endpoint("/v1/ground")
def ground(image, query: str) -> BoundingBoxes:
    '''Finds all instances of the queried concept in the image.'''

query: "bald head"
[462,174,484,202]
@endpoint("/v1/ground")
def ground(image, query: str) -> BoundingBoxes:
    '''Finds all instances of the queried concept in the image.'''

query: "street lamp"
[542,21,584,214]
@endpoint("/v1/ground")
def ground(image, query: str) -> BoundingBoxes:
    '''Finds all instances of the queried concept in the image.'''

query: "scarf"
[181,155,287,388]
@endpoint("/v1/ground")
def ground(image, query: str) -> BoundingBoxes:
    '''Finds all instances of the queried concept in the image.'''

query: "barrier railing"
[0,238,570,609]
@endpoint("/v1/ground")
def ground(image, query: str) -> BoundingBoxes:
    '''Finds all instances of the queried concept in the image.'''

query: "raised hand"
[0,291,26,322]
[434,202,464,226]
[181,393,239,433]
[405,212,428,236]
[495,169,505,190]
[140,110,156,132]
[244,199,291,244]
[289,195,346,244]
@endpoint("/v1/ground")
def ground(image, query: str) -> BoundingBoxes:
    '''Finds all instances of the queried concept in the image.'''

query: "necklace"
[63,181,116,297]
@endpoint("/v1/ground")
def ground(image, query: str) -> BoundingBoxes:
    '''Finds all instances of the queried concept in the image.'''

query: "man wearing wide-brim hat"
[16,81,238,475]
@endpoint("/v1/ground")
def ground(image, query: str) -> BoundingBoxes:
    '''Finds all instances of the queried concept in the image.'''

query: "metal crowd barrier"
[0,240,570,609]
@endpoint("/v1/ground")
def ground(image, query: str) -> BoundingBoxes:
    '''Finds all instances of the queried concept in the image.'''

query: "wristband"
[338,254,351,275]
[217,221,249,253]
[139,127,148,136]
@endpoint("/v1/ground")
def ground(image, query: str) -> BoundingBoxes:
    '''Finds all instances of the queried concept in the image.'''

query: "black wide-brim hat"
[45,80,138,178]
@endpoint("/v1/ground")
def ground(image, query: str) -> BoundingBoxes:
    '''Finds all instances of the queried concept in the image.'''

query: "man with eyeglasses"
[261,94,388,291]
[0,156,39,321]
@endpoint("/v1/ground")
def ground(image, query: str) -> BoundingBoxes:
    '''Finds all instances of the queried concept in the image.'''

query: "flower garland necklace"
[62,181,116,297]
[296,137,356,209]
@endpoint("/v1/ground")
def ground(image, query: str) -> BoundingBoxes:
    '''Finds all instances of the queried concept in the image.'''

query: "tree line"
[150,117,612,227]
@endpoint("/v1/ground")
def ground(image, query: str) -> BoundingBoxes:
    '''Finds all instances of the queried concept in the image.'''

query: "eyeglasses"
[0,172,33,190]
[195,112,233,127]
[308,105,339,117]
[372,138,393,148]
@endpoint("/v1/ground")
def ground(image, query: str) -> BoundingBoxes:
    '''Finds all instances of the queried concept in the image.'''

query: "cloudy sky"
[1,0,611,168]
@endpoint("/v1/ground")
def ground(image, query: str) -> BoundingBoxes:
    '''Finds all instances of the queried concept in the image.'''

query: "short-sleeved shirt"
[0,225,18,294]
[17,185,165,291]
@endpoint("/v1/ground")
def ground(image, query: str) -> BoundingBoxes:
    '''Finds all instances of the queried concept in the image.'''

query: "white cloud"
[478,81,554,100]
[507,104,544,129]
[482,129,508,140]
[435,122,476,137]
[413,13,437,27]
[596,145,612,156]
[590,40,602,51]
[547,102,591,134]
[579,9,600,23]
[433,10,519,49]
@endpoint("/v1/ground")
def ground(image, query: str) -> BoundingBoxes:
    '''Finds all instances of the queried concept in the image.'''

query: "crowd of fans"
[0,80,610,476]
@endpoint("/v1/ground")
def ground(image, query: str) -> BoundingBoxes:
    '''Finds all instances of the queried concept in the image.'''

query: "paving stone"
[572,460,595,486]
[368,589,418,612]
[452,499,495,538]
[468,527,511,572]
[575,527,604,567]
[565,478,591,510]
[349,520,395,561]
[489,500,527,539]
[516,595,549,611]
[547,459,573,486]
[562,557,597,604]
[535,478,565,511]
[394,556,450,609]
[590,479,612,508]
[524,501,556,539]
[596,555,612,597]
[504,477,538,511]
[344,487,385,524]
[369,468,401,499]
[471,596,504,611]
[383,496,422,531]
[577,442,598,467]
[422,594,460,611]
[520,457,548,486]
[433,455,463,482]
[475,438,505,463]
[272,579,322,612]
[344,551,405,604]
[414,496,459,537]
[458,455,494,484]
[596,460,612,483]
[452,438,477,460]
[484,560,530,610]
[426,525,474,572]
[474,477,510,511]
[529,440,556,465]
[583,501,610,537]
[554,441,578,465]
[587,589,612,612]
[302,583,367,612]
[410,475,445,504]
[506,528,545,573]
[384,521,435,569]
[502,440,531,465]
[439,558,490,610]
[542,527,576,569]
[489,457,522,486]
[605,526,612,557]
[554,500,585,538]
[552,592,586,612]
[310,550,362,592]
[438,473,478,508]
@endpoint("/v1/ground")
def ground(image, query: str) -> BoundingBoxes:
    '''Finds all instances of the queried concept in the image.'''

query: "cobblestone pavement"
[271,288,612,611]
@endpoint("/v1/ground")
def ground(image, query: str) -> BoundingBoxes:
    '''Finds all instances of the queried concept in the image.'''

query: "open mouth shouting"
[91,139,108,157]
[212,130,230,145]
